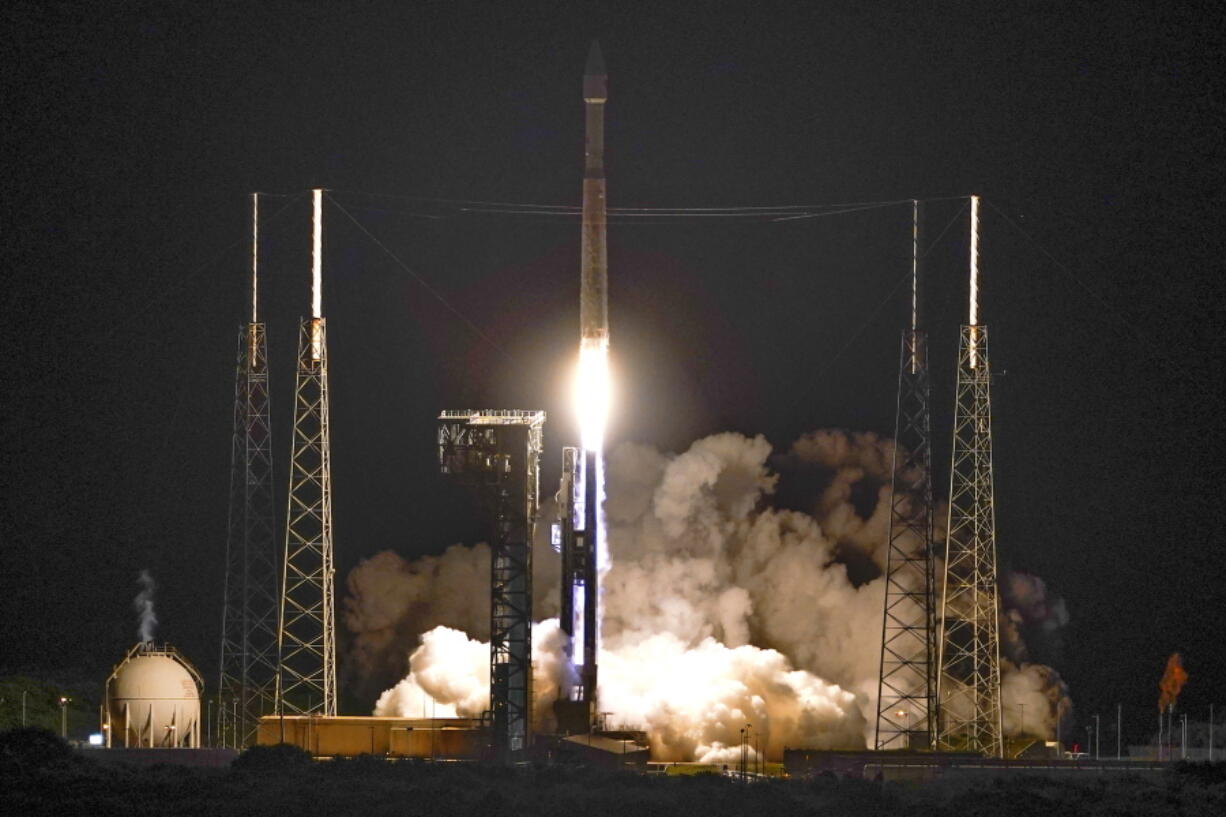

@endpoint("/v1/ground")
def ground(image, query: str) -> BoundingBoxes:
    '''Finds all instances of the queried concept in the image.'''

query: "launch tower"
[438,410,544,758]
[936,196,1004,757]
[218,194,279,747]
[276,189,337,717]
[874,200,938,751]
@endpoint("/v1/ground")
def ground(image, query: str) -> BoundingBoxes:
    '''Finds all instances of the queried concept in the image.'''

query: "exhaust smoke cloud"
[346,430,1073,759]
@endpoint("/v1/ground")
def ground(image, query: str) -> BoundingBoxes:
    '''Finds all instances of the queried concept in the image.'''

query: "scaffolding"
[276,317,336,716]
[217,320,279,747]
[438,409,544,757]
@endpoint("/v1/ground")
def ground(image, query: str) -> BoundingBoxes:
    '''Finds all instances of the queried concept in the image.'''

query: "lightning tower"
[438,410,544,758]
[556,41,608,735]
[217,194,279,747]
[276,189,337,717]
[936,195,1004,756]
[874,200,938,751]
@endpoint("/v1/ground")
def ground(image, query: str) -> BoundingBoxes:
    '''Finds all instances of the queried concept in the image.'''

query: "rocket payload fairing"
[580,41,608,347]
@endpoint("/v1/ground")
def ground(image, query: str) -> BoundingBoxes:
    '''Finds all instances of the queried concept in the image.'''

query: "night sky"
[3,2,1222,744]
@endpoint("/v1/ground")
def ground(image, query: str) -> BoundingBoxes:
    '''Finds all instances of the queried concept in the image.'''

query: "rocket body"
[580,42,608,346]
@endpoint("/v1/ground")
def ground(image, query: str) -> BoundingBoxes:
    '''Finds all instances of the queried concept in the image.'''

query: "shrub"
[231,742,312,772]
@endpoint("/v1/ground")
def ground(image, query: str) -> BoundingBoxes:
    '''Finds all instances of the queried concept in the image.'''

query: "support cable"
[324,192,515,363]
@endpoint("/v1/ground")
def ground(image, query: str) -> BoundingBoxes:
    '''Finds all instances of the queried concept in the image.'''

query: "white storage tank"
[103,642,202,748]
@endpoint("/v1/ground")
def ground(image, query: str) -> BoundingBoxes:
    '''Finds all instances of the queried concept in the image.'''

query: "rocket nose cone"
[585,41,606,77]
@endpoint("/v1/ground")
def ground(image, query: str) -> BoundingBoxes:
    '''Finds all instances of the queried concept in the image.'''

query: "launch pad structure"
[874,200,938,751]
[936,196,1005,758]
[217,194,279,748]
[438,409,545,758]
[213,40,1018,764]
[276,190,338,718]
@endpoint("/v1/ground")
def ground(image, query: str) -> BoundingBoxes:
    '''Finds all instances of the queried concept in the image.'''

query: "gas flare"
[1157,652,1188,711]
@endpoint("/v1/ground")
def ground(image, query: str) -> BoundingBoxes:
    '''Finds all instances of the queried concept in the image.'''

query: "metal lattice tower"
[438,410,544,758]
[218,195,279,748]
[936,196,1004,757]
[276,190,336,717]
[276,317,335,716]
[874,337,937,750]
[875,201,937,752]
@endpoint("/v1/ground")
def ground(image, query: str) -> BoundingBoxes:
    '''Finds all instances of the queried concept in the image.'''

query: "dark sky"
[3,2,1222,743]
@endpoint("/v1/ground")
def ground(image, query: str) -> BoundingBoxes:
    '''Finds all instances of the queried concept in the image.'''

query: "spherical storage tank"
[103,642,202,748]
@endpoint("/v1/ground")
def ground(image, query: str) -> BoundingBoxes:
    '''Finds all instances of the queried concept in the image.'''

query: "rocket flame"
[575,338,611,452]
[1158,653,1188,712]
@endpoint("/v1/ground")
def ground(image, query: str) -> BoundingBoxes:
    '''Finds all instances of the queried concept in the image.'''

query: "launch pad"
[206,43,1022,768]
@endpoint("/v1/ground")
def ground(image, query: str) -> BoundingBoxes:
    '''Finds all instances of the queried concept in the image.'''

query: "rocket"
[556,41,609,734]
[580,41,608,346]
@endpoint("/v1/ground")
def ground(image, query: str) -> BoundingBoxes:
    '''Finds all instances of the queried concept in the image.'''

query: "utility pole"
[58,696,69,739]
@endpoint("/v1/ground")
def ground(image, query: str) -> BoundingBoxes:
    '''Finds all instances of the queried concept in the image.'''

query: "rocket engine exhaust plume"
[348,430,1073,759]
[134,569,157,644]
[1158,652,1188,711]
[575,339,611,452]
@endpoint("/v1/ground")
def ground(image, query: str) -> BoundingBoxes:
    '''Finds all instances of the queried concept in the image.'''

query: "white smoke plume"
[373,620,570,727]
[134,569,157,644]
[347,430,1072,758]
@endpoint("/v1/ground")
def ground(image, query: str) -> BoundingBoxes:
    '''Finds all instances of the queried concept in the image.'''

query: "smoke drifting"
[346,430,1073,759]
[134,569,157,644]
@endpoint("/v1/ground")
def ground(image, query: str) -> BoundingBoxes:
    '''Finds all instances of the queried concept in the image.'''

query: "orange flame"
[1157,653,1188,712]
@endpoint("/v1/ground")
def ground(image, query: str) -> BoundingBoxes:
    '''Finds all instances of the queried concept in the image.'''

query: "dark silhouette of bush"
[1173,761,1226,786]
[231,742,312,772]
[0,727,76,774]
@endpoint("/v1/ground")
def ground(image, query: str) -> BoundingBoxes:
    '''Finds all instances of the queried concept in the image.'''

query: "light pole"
[739,727,746,781]
[1210,704,1215,763]
[22,691,27,727]
[1084,725,1092,759]
[1116,704,1122,760]
[1094,714,1100,760]
[58,696,70,739]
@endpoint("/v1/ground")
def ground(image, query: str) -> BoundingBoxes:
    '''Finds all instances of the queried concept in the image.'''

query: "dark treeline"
[3,729,1225,817]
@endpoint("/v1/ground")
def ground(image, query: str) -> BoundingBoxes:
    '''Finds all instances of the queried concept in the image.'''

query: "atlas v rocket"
[556,42,607,735]
[580,42,608,347]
